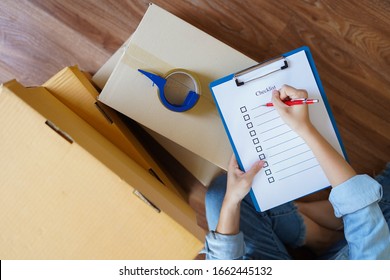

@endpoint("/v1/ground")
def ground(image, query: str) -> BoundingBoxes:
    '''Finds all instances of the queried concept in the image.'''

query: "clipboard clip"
[234,56,288,87]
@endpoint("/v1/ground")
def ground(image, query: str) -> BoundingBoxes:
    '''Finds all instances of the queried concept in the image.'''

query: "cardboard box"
[0,80,204,259]
[98,4,256,171]
[93,39,223,187]
[43,65,184,197]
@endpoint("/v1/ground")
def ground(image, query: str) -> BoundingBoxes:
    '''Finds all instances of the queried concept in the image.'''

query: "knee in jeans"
[205,174,228,231]
[207,174,227,195]
[205,175,227,209]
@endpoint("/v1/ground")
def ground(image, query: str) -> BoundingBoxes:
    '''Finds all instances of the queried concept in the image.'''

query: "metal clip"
[234,57,288,87]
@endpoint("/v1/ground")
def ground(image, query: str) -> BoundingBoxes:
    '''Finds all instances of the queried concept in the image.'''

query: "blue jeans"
[205,175,305,259]
[205,163,390,260]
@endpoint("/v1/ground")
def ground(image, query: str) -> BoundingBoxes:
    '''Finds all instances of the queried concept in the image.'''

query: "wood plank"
[0,0,110,85]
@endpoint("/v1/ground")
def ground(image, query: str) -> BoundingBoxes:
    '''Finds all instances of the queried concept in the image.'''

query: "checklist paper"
[210,48,346,211]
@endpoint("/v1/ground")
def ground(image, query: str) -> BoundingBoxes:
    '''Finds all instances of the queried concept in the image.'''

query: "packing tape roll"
[138,68,201,112]
[162,68,201,112]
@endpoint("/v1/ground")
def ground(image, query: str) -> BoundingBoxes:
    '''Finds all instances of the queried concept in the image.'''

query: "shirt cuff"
[329,174,382,218]
[202,231,245,260]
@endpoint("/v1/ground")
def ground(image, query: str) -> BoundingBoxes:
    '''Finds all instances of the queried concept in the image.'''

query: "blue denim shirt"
[203,175,390,259]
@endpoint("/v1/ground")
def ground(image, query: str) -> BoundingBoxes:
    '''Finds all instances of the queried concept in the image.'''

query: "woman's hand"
[216,154,263,235]
[272,85,313,135]
[224,154,264,206]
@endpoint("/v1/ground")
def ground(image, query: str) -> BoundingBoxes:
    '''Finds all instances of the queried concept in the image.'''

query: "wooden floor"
[1,0,390,236]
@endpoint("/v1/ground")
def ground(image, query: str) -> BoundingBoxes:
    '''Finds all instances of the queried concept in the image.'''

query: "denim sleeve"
[202,231,245,260]
[329,175,390,259]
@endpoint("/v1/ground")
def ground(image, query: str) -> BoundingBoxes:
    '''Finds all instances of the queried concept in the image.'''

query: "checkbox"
[243,114,250,121]
[256,146,262,152]
[265,169,272,175]
[249,130,256,137]
[240,106,247,113]
[263,161,268,167]
[253,138,259,145]
[246,122,253,129]
[268,177,275,183]
[259,153,265,160]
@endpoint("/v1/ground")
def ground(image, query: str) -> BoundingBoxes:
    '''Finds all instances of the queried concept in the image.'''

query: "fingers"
[272,90,287,109]
[228,153,239,171]
[245,160,264,180]
[228,153,263,178]
[228,154,244,177]
[279,84,308,100]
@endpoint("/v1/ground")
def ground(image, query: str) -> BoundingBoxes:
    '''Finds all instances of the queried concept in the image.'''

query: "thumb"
[244,160,264,181]
[272,90,287,109]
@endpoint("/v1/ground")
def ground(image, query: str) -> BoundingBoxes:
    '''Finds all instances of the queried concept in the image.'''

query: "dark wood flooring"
[1,0,389,236]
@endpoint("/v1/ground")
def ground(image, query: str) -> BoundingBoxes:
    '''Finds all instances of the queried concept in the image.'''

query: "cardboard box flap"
[43,66,184,197]
[43,66,150,168]
[0,80,205,243]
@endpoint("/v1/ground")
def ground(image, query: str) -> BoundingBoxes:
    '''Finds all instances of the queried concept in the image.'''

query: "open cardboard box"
[0,78,204,259]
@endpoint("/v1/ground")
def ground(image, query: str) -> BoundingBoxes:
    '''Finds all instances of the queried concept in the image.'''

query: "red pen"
[262,98,319,107]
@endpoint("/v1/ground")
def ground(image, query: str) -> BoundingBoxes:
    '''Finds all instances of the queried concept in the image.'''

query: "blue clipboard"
[210,46,347,212]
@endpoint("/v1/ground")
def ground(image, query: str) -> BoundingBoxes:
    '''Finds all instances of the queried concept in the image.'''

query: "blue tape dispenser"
[138,69,201,112]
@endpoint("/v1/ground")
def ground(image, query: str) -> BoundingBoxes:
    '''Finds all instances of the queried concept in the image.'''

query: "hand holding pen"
[262,97,319,107]
[271,85,314,133]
